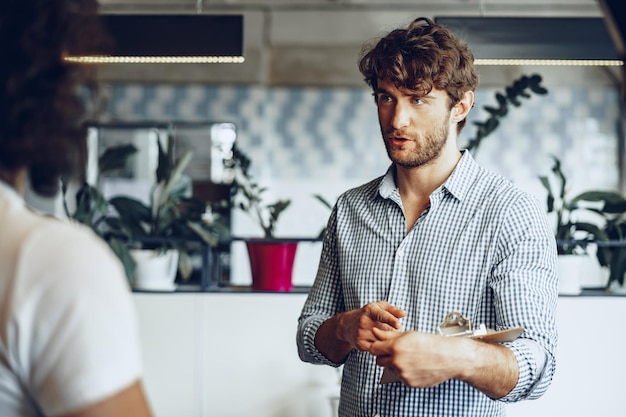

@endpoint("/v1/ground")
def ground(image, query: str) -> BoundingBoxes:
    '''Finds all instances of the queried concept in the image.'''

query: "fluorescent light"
[64,56,246,64]
[474,59,624,67]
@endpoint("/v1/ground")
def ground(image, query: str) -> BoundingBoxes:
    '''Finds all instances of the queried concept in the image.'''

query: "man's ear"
[452,90,474,122]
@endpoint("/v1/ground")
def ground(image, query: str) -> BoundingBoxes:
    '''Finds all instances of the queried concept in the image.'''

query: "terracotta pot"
[245,240,298,291]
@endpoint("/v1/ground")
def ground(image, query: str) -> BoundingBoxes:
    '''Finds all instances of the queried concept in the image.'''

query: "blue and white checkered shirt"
[297,151,558,417]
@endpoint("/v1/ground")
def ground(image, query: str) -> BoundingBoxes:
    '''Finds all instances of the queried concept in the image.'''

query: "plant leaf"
[73,183,108,226]
[98,144,138,175]
[178,250,193,281]
[156,136,171,184]
[528,74,548,95]
[185,221,219,246]
[570,222,609,241]
[160,150,193,207]
[483,106,502,117]
[313,194,334,210]
[108,237,136,282]
[506,87,521,106]
[268,200,292,222]
[109,196,152,238]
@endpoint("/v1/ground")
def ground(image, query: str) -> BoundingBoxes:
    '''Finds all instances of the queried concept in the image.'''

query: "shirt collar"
[376,150,480,202]
[441,150,480,202]
[378,165,397,200]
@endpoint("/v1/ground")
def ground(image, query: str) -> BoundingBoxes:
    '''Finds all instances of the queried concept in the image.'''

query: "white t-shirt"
[0,180,144,416]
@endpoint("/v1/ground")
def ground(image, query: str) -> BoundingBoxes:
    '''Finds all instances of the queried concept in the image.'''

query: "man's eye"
[412,97,424,105]
[377,94,392,103]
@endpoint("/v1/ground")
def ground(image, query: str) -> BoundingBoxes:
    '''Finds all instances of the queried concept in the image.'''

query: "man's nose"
[391,102,411,130]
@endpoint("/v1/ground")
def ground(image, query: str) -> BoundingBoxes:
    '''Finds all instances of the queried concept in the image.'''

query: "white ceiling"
[95,0,616,86]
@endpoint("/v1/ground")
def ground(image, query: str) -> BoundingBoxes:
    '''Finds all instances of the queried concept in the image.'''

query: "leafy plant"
[593,200,626,288]
[597,216,626,290]
[313,193,334,239]
[539,156,626,289]
[65,136,229,282]
[229,144,291,238]
[465,74,548,154]
[63,144,137,228]
[539,156,608,255]
[108,135,229,280]
[62,144,139,279]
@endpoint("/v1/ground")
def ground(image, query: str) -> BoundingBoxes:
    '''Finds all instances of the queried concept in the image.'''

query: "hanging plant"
[465,73,548,154]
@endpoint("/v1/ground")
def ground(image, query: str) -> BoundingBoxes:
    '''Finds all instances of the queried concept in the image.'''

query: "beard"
[382,117,450,168]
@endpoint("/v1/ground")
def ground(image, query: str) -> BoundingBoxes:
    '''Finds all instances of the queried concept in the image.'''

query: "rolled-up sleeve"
[491,193,558,402]
[297,204,345,367]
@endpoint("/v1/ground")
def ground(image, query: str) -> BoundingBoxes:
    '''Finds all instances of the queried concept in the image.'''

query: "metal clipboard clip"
[438,311,523,342]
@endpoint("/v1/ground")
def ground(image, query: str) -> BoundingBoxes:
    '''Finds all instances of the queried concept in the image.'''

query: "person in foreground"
[297,17,557,417]
[0,1,153,416]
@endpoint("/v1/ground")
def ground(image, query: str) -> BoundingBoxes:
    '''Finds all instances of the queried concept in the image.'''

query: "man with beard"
[297,17,557,417]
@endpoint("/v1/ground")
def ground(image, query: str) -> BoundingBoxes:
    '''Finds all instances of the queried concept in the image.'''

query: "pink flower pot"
[246,241,298,291]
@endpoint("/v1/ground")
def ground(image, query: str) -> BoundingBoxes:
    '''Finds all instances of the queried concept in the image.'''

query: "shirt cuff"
[297,315,343,367]
[498,339,543,402]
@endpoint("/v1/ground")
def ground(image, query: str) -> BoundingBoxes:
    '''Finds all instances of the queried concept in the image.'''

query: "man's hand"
[337,301,407,351]
[314,301,406,364]
[369,328,519,398]
[370,328,467,388]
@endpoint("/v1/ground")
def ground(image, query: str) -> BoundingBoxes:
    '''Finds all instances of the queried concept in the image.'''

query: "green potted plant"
[596,211,626,290]
[65,136,229,290]
[62,143,139,280]
[539,156,608,255]
[576,189,626,291]
[539,155,605,294]
[539,155,626,292]
[230,144,291,238]
[229,144,296,291]
[107,135,229,290]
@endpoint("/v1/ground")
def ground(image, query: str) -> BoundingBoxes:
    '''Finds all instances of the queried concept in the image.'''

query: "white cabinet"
[134,293,626,417]
[134,295,201,417]
[134,293,339,417]
[507,296,626,417]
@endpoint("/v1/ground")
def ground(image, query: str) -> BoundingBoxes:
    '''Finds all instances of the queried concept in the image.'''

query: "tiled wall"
[102,83,621,192]
[100,82,622,285]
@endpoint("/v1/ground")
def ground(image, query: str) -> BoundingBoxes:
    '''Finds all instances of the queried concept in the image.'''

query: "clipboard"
[379,312,524,384]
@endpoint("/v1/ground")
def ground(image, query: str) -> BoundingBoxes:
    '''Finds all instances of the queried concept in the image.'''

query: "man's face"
[375,79,453,168]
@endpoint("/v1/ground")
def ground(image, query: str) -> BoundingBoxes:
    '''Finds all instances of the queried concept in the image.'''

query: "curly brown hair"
[358,17,479,132]
[0,0,108,196]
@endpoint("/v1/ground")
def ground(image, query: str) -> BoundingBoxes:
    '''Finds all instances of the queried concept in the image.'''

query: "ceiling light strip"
[64,56,246,64]
[474,58,624,66]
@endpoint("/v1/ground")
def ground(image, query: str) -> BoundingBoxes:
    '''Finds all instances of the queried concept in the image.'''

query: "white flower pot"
[557,254,606,295]
[131,249,179,291]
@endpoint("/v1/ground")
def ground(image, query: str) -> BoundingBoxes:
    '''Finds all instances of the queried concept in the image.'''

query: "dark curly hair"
[359,17,479,132]
[0,0,109,196]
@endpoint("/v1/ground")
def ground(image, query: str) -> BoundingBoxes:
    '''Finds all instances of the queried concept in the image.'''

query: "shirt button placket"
[387,243,407,308]
[372,381,384,417]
